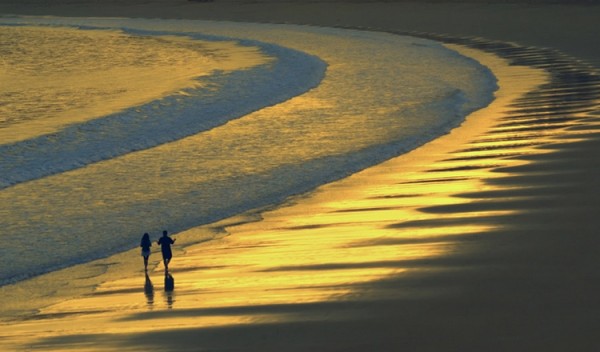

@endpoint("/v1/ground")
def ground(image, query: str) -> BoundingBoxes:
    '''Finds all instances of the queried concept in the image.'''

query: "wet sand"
[1,1,600,351]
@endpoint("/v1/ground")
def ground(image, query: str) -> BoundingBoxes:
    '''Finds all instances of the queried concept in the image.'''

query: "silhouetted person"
[140,232,152,271]
[157,230,175,271]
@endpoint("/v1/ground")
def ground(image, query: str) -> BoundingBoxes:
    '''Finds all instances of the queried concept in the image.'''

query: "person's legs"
[162,252,172,271]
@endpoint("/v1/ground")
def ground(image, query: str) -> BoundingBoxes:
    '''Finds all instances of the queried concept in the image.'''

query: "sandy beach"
[1,1,599,351]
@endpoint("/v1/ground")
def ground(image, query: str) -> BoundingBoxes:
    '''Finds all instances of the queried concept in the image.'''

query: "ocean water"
[0,17,497,286]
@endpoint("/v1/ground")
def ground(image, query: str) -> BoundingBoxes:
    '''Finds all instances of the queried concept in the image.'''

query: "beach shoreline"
[1,2,599,351]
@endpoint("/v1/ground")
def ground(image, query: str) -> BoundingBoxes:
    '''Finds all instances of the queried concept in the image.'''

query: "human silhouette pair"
[140,230,176,271]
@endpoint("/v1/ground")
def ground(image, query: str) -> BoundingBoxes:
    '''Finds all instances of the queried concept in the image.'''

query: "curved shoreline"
[0,30,516,313]
[0,18,496,289]
[3,21,598,349]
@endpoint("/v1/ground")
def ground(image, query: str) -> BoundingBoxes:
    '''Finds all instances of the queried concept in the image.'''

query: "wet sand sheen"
[2,30,599,350]
[0,20,483,288]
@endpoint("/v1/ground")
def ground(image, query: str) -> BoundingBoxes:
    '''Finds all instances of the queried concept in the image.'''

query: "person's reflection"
[164,272,175,309]
[144,273,154,308]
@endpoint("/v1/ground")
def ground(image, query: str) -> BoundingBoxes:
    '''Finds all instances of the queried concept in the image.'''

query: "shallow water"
[0,25,269,144]
[0,17,497,286]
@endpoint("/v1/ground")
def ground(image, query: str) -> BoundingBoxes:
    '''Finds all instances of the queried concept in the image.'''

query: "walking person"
[140,232,152,271]
[157,230,176,271]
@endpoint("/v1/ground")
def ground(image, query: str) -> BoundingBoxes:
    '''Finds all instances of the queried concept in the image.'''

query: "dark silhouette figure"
[140,232,152,271]
[144,273,154,307]
[157,230,175,271]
